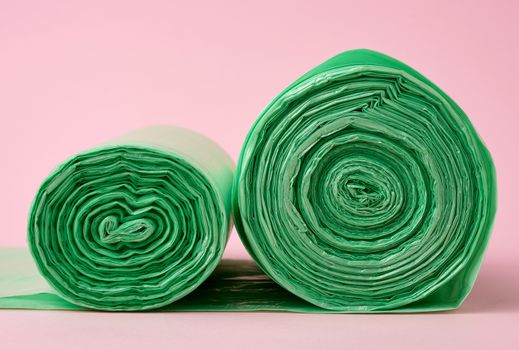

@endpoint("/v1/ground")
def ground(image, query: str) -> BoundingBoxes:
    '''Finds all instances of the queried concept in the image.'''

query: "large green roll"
[28,126,234,310]
[233,49,497,312]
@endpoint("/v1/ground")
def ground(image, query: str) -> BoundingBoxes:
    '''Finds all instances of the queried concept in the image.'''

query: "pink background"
[1,0,518,348]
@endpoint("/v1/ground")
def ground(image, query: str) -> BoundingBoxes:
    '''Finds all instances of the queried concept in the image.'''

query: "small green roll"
[28,126,234,310]
[233,49,497,312]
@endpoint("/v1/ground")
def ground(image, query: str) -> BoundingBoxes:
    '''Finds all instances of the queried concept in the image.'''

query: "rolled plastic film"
[28,125,234,310]
[233,49,497,312]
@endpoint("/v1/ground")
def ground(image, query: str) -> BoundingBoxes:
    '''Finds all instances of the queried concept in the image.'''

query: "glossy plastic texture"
[233,49,497,312]
[0,50,497,313]
[24,126,234,310]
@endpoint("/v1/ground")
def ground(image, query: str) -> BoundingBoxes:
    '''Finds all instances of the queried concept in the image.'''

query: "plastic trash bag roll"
[28,126,234,310]
[233,49,497,312]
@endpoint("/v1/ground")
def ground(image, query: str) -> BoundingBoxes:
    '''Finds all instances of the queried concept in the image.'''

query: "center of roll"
[297,130,423,246]
[329,163,394,220]
[342,177,385,210]
[99,215,155,244]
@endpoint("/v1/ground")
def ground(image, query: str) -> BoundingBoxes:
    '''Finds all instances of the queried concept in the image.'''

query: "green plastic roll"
[233,49,497,312]
[27,126,234,310]
[0,50,497,313]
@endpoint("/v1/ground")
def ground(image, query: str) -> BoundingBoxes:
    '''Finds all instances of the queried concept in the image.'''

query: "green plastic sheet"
[233,49,497,312]
[0,248,330,312]
[0,49,496,313]
[10,126,235,310]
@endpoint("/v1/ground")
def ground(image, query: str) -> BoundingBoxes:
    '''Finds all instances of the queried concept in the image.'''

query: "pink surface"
[0,0,518,348]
